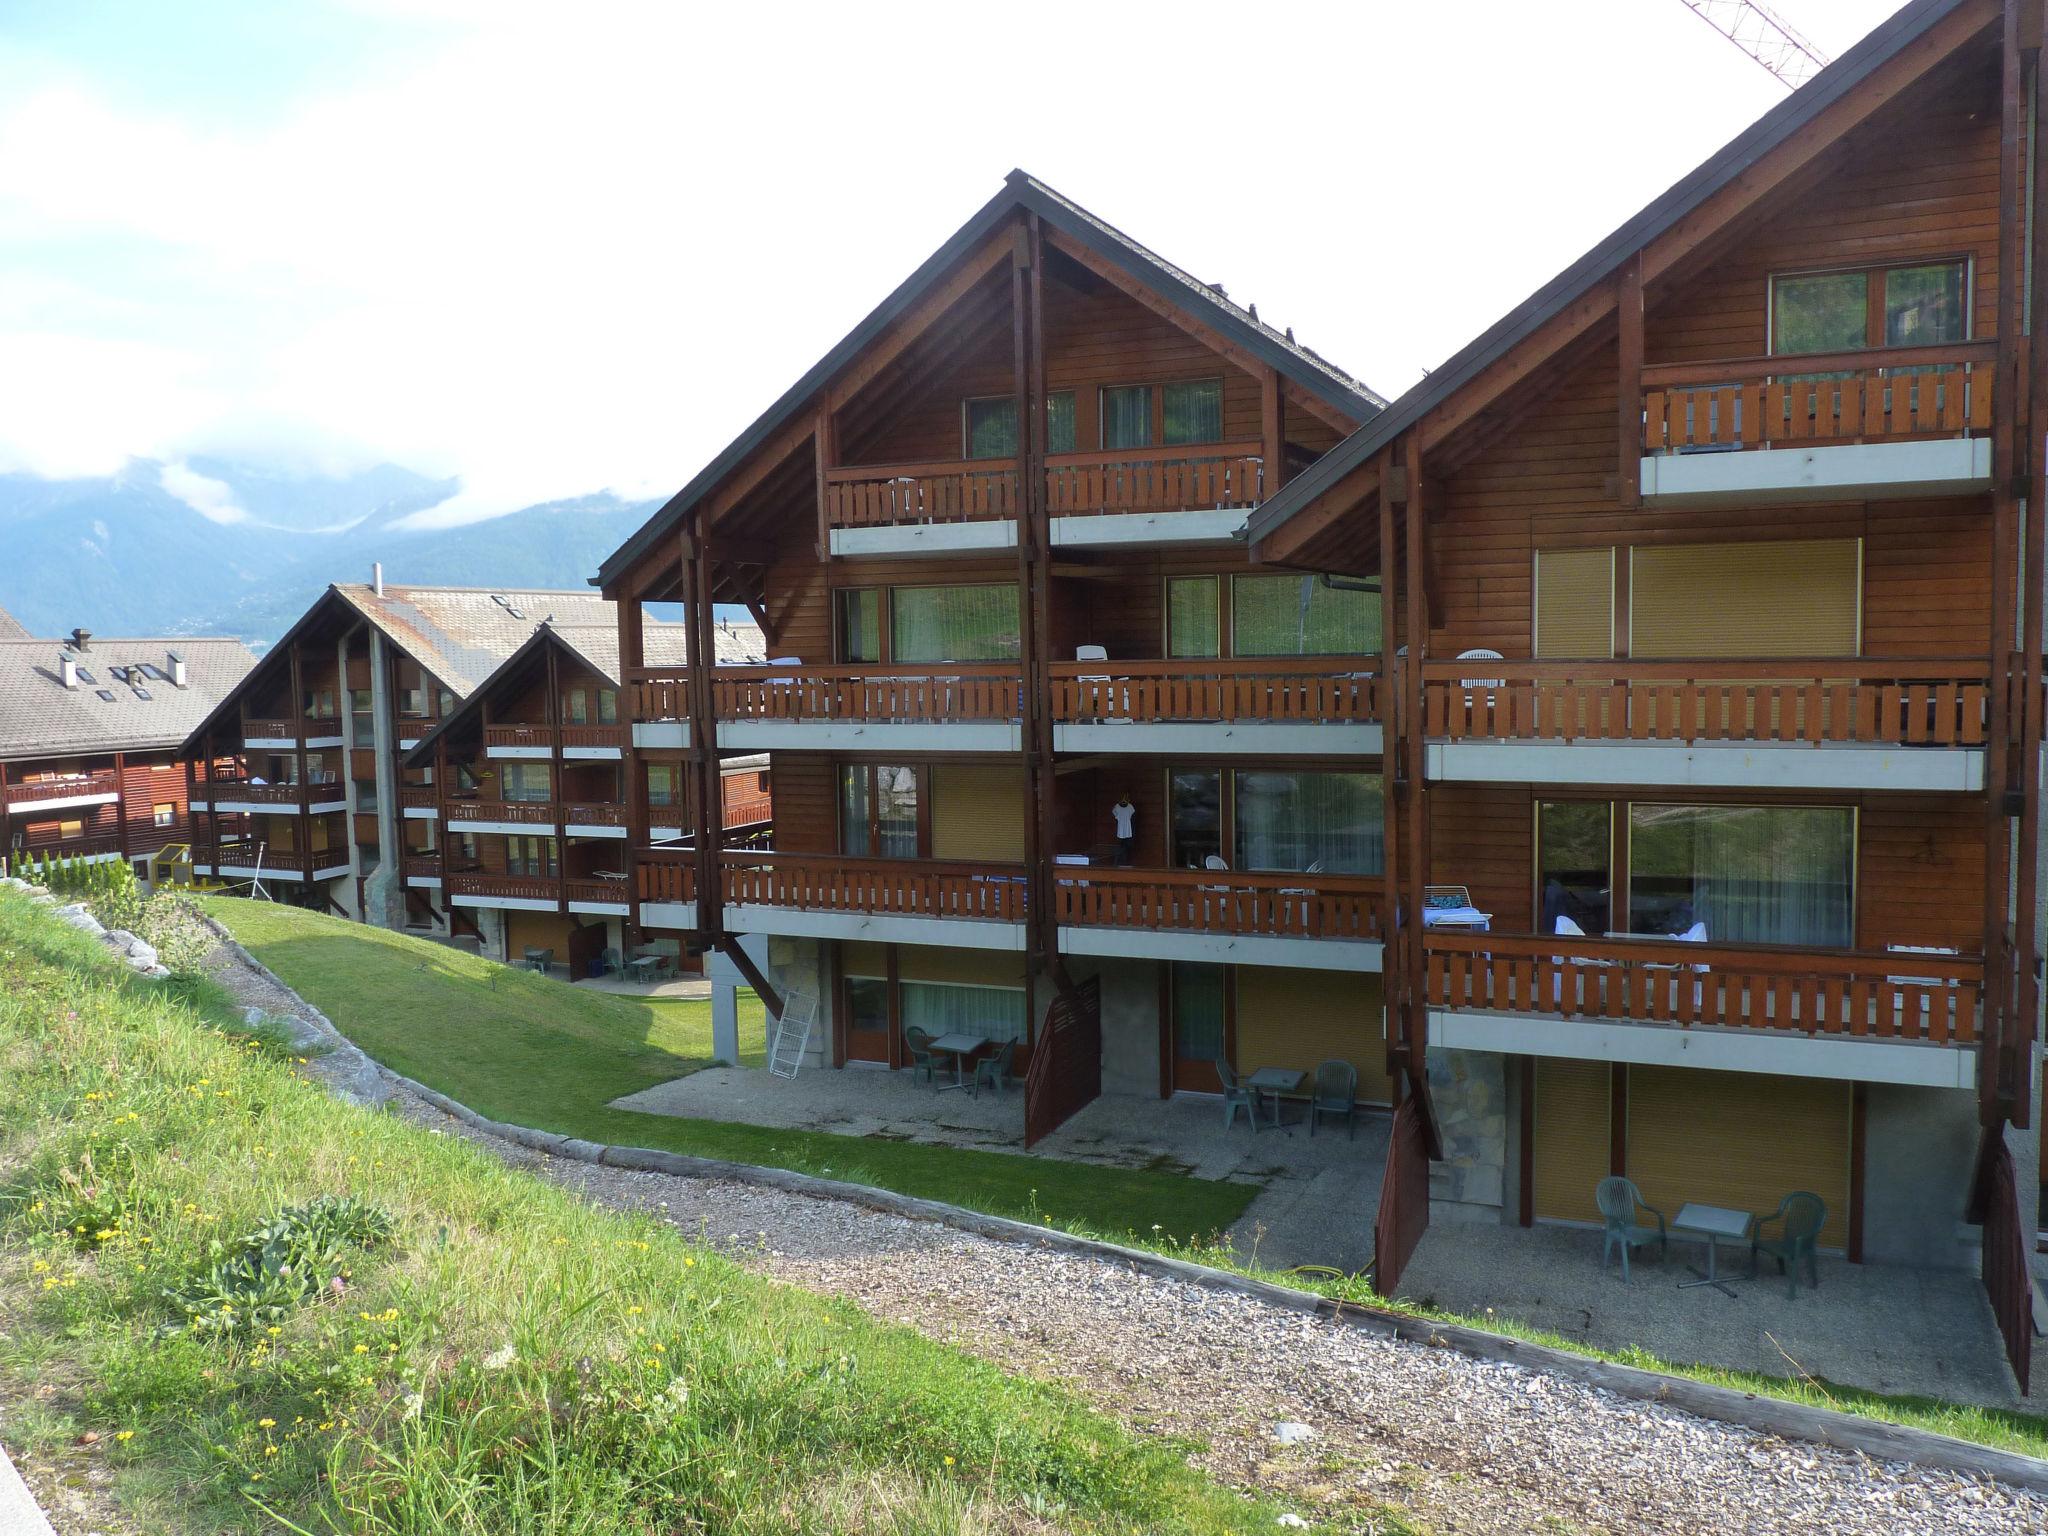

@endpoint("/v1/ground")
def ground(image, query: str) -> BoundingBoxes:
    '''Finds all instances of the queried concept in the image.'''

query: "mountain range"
[0,459,662,645]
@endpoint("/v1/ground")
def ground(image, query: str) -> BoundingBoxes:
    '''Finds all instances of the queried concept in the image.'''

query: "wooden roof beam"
[1247,456,1381,568]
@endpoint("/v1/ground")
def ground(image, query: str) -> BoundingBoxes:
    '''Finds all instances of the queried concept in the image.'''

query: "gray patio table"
[1673,1202,1752,1297]
[925,1032,987,1092]
[1246,1067,1305,1129]
[626,955,664,982]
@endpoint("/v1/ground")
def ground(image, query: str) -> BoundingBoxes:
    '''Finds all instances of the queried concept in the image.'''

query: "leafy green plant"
[163,1195,393,1337]
[136,892,216,975]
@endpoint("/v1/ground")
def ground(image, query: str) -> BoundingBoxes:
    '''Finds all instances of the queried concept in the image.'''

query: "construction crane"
[1679,0,1833,89]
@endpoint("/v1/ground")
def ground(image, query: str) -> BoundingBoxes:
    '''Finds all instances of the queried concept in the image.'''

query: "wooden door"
[1169,962,1227,1092]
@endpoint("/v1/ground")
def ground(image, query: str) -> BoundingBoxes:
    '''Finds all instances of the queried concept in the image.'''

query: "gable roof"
[594,169,1385,590]
[399,611,764,768]
[1244,0,1980,555]
[0,606,28,641]
[0,635,256,759]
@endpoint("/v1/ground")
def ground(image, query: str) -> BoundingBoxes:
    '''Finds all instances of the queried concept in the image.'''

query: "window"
[307,687,337,718]
[846,975,889,1037]
[499,763,552,803]
[596,688,618,725]
[1163,379,1223,446]
[1170,769,1222,867]
[1771,270,1867,357]
[1101,385,1152,449]
[890,586,1020,662]
[566,687,588,724]
[1231,574,1377,657]
[152,802,176,828]
[505,835,559,877]
[836,588,882,663]
[839,763,921,857]
[1537,800,1611,935]
[1770,260,1968,359]
[963,392,1076,458]
[1232,770,1383,875]
[901,980,1026,1046]
[349,688,373,721]
[1171,962,1226,1067]
[1166,577,1221,659]
[646,763,679,808]
[1627,803,1853,948]
[563,686,615,725]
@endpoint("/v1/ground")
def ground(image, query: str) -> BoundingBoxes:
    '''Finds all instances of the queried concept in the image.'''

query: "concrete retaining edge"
[191,906,2048,1496]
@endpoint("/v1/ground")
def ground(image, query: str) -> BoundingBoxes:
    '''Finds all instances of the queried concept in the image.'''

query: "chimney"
[372,562,384,597]
[59,653,77,689]
[70,627,90,652]
[168,650,188,689]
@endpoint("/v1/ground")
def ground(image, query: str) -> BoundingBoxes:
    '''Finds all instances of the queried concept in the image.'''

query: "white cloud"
[0,0,1882,522]
[158,461,250,523]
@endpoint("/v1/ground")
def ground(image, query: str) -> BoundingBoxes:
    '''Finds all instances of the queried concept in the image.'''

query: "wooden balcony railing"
[1050,657,1379,724]
[564,876,631,905]
[721,851,1028,921]
[483,723,627,750]
[442,799,557,825]
[1424,931,1982,1045]
[6,770,120,805]
[401,855,440,878]
[712,663,1022,724]
[398,787,437,810]
[1641,342,1996,453]
[636,853,697,904]
[1054,867,1383,940]
[822,445,1265,530]
[563,802,626,828]
[1420,658,1991,747]
[722,788,773,828]
[447,871,558,902]
[627,669,691,723]
[199,780,340,806]
[242,715,340,740]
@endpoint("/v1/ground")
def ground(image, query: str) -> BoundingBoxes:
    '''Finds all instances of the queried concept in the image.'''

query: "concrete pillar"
[361,628,406,931]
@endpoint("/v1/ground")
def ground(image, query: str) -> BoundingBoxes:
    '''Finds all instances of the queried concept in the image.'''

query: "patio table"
[1673,1202,1752,1297]
[1246,1067,1304,1129]
[925,1032,987,1092]
[626,954,665,982]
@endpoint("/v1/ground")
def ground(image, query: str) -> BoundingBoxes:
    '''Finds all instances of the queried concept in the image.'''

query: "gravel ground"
[208,938,2048,1536]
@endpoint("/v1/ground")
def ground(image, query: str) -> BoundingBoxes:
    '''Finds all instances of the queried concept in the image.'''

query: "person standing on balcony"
[1112,794,1136,867]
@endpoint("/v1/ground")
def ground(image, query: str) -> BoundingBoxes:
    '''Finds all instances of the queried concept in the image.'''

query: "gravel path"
[209,939,2048,1535]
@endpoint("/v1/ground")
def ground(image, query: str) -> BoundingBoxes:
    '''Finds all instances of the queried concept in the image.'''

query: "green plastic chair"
[1215,1060,1258,1132]
[600,947,624,978]
[1596,1176,1668,1283]
[1309,1059,1358,1139]
[903,1026,939,1086]
[1750,1192,1826,1298]
[971,1038,1017,1098]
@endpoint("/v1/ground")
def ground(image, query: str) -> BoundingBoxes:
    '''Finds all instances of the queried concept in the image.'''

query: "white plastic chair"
[1073,644,1130,724]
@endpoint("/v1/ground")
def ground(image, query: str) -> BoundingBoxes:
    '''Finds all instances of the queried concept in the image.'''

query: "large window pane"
[1537,800,1611,935]
[965,397,1016,459]
[1170,769,1222,867]
[1102,385,1153,450]
[1234,770,1384,875]
[874,765,919,856]
[891,585,1020,662]
[1167,576,1221,659]
[1163,378,1223,446]
[1045,391,1077,454]
[1773,271,1867,356]
[846,976,888,1035]
[836,588,881,663]
[1231,573,1379,657]
[1884,262,1966,347]
[901,981,1026,1046]
[645,763,677,808]
[500,762,551,803]
[1172,962,1226,1064]
[1627,803,1853,947]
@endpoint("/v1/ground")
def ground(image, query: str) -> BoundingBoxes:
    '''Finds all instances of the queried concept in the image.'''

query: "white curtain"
[901,981,1026,1046]
[1628,804,1852,946]
[1233,771,1384,875]
[1231,574,1379,657]
[891,586,1020,662]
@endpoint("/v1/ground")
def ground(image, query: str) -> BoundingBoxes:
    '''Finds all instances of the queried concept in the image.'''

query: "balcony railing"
[6,770,120,805]
[712,663,1022,724]
[442,799,557,825]
[636,852,697,904]
[822,445,1265,531]
[483,723,627,750]
[1424,931,1982,1045]
[242,715,341,740]
[1050,657,1379,724]
[627,669,690,723]
[564,876,631,906]
[399,787,437,810]
[1420,659,1991,747]
[721,850,1028,921]
[723,788,772,828]
[563,802,626,828]
[447,871,559,902]
[198,779,341,805]
[401,854,440,879]
[1054,867,1383,941]
[1641,342,1995,453]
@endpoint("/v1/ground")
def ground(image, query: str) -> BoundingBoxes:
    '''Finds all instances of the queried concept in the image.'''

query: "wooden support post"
[2020,47,2048,1140]
[814,406,837,561]
[547,642,567,917]
[288,642,314,885]
[0,759,13,876]
[618,589,646,948]
[113,752,129,863]
[1401,430,1441,1158]
[686,523,722,944]
[1376,450,1403,1082]
[1615,252,1643,510]
[720,933,782,1020]
[1261,365,1286,495]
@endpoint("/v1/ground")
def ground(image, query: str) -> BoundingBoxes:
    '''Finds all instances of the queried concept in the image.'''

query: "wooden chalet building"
[0,609,254,879]
[1246,0,2046,1330]
[594,173,1390,1113]
[399,614,767,975]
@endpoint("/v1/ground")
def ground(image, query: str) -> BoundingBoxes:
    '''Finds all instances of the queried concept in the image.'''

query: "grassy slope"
[0,888,1349,1535]
[201,897,1259,1246]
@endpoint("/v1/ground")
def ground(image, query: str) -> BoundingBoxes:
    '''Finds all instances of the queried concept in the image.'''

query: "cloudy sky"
[0,0,1895,526]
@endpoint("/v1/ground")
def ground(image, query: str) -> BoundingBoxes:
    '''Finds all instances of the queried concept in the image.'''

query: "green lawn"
[0,887,1341,1534]
[200,897,1259,1246]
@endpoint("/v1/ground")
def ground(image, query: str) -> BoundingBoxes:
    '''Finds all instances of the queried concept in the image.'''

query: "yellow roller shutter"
[1535,548,1615,658]
[1626,1066,1850,1252]
[930,765,1027,863]
[1233,968,1391,1102]
[895,946,1026,987]
[840,941,886,979]
[1630,539,1860,658]
[1533,1058,1611,1224]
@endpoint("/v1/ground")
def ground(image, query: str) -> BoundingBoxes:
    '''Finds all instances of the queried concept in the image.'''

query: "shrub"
[163,1195,394,1338]
[135,892,216,976]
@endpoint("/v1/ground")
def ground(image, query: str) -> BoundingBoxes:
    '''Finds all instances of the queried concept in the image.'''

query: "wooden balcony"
[447,871,559,902]
[1425,931,1982,1048]
[442,799,557,826]
[484,723,627,751]
[1641,342,1995,453]
[401,854,440,880]
[1421,659,1990,746]
[1054,867,1383,941]
[1049,658,1379,724]
[723,786,772,828]
[627,669,690,723]
[712,664,1022,724]
[398,787,437,810]
[198,779,342,806]
[563,802,626,829]
[242,715,342,742]
[822,445,1265,532]
[721,851,1029,922]
[636,852,697,904]
[5,770,120,806]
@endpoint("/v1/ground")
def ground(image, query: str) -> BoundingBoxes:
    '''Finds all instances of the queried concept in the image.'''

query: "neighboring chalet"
[177,576,617,928]
[0,614,255,880]
[399,615,766,975]
[594,173,1388,1111]
[1245,0,2044,1355]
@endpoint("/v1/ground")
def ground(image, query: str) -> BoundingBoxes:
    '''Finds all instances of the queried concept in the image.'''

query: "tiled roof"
[0,635,257,759]
[545,615,765,683]
[330,584,618,696]
[0,606,28,641]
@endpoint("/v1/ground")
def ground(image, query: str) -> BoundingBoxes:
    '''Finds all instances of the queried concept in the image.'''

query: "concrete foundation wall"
[1427,1047,1508,1222]
[1864,1083,1981,1271]
[763,933,829,1066]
